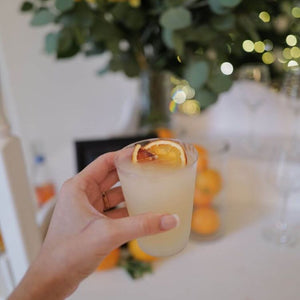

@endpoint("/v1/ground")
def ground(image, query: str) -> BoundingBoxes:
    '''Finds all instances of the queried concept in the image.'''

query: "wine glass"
[280,67,300,154]
[237,64,271,153]
[263,146,300,246]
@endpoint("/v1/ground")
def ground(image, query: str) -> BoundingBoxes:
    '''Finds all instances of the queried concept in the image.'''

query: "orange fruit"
[155,128,174,139]
[97,248,120,271]
[128,240,157,262]
[132,139,187,167]
[194,188,214,207]
[196,169,222,195]
[191,207,220,235]
[194,144,208,172]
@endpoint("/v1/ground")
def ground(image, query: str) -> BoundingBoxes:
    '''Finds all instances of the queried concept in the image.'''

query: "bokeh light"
[242,40,254,52]
[264,40,273,51]
[286,35,297,46]
[291,47,300,58]
[292,7,300,18]
[254,41,265,53]
[283,48,292,59]
[181,100,200,115]
[169,100,177,113]
[262,52,275,64]
[177,56,182,63]
[220,62,234,75]
[172,90,187,104]
[287,60,299,68]
[259,11,271,22]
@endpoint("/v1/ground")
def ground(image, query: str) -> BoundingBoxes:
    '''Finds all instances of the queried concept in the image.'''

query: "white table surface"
[69,145,300,300]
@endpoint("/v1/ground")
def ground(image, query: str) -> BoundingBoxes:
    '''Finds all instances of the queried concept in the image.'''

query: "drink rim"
[114,138,198,176]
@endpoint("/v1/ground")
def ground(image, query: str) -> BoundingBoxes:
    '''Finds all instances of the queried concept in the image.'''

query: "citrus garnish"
[143,140,187,166]
[191,207,220,235]
[132,139,187,166]
[132,144,157,163]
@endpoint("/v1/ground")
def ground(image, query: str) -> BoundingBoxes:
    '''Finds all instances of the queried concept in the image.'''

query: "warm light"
[220,62,234,75]
[242,40,254,52]
[283,48,292,59]
[181,100,200,115]
[259,11,271,22]
[286,35,297,46]
[288,60,299,68]
[264,40,273,51]
[291,47,300,58]
[172,90,187,104]
[254,41,265,53]
[177,56,182,63]
[292,7,300,18]
[262,52,275,64]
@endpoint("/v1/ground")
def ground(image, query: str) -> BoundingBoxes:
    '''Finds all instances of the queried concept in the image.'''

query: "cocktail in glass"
[115,138,198,257]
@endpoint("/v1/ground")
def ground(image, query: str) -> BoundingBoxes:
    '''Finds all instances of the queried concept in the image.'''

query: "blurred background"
[0,0,300,299]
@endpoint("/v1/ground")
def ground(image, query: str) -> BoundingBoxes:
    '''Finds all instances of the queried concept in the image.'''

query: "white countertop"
[69,147,300,300]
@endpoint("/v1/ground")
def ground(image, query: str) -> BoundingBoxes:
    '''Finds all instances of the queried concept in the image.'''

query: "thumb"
[111,213,179,247]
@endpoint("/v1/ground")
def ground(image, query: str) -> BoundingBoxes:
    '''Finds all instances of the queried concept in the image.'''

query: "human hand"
[9,151,178,300]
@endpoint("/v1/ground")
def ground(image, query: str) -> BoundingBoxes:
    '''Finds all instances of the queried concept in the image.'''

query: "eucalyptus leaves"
[20,0,298,109]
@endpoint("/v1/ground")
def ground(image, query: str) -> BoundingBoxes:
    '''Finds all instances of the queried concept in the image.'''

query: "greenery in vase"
[21,0,300,109]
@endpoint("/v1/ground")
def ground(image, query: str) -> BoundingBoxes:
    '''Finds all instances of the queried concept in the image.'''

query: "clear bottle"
[33,154,55,207]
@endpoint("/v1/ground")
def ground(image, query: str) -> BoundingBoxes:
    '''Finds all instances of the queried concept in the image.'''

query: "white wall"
[0,0,139,188]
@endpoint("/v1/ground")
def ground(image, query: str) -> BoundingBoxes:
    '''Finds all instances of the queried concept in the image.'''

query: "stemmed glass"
[280,67,300,154]
[237,64,271,153]
[263,146,300,246]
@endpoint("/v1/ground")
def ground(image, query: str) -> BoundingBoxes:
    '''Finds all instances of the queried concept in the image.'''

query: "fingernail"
[160,214,179,231]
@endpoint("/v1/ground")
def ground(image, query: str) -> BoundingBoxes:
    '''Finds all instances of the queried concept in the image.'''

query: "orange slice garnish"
[132,144,157,163]
[131,140,187,166]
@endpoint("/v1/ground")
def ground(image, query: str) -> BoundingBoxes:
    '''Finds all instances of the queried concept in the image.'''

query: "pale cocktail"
[115,139,198,257]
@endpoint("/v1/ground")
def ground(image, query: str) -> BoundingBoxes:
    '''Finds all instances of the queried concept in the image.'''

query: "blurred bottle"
[33,151,56,207]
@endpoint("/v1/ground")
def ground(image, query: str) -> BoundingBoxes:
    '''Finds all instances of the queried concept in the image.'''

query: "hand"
[9,151,178,300]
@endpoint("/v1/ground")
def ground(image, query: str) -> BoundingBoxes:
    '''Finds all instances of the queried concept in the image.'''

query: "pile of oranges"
[192,144,222,236]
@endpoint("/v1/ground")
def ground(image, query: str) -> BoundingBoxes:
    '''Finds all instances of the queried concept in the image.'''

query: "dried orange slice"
[132,140,187,166]
[132,144,157,163]
[144,140,187,166]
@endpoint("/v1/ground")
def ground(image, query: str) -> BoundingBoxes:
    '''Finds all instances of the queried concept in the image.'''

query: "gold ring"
[102,191,110,211]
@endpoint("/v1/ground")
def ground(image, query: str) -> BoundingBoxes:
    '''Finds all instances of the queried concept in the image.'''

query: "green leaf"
[124,10,145,29]
[173,33,184,56]
[119,256,152,279]
[208,0,230,15]
[55,0,74,12]
[195,89,218,109]
[31,10,55,26]
[20,1,33,12]
[184,61,209,89]
[97,64,110,76]
[56,28,79,59]
[207,74,233,94]
[159,7,192,30]
[45,32,58,54]
[162,29,174,48]
[219,0,242,8]
[180,26,217,45]
[211,14,235,31]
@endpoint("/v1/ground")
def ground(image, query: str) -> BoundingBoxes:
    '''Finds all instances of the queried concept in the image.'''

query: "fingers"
[99,170,119,192]
[109,213,179,247]
[104,207,129,219]
[78,151,119,185]
[92,186,125,212]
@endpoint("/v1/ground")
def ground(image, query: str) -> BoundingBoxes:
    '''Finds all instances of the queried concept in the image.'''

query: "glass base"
[262,225,297,246]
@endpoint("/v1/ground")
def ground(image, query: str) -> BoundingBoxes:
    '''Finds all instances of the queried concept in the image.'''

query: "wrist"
[9,249,76,300]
